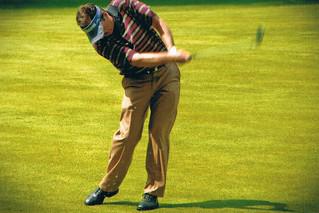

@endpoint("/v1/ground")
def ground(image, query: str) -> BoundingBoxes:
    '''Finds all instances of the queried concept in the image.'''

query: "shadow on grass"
[107,199,293,211]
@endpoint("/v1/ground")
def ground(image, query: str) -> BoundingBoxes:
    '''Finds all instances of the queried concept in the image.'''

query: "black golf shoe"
[137,193,159,211]
[84,188,119,206]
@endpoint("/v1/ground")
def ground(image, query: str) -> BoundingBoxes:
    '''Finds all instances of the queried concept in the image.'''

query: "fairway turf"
[1,3,319,213]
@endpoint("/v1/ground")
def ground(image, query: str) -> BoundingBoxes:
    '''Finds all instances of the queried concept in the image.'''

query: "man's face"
[79,6,114,43]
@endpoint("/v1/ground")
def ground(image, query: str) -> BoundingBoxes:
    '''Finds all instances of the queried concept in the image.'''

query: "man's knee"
[113,128,143,144]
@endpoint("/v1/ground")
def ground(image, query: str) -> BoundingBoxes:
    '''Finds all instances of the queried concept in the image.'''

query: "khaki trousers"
[99,63,180,197]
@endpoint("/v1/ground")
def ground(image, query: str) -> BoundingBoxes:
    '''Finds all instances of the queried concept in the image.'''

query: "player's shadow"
[107,199,293,211]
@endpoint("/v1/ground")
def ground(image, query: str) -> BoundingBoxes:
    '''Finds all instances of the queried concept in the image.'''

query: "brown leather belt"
[145,64,165,74]
[125,64,165,79]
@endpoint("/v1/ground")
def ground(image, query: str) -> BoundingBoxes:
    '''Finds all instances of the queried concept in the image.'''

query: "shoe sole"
[136,205,159,211]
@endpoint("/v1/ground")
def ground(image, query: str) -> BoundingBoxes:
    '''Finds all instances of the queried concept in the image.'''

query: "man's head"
[76,4,114,43]
[76,3,97,29]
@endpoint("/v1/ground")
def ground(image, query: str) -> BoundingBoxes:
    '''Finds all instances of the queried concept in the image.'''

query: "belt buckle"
[146,67,158,74]
[145,65,163,75]
[154,64,164,73]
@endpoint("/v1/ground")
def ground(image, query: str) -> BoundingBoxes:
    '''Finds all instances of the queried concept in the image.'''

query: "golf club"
[192,25,265,60]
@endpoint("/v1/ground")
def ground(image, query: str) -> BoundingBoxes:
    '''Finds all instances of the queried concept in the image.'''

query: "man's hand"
[168,47,192,63]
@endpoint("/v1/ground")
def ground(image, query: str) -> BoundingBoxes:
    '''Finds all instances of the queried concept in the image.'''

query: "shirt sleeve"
[112,0,156,29]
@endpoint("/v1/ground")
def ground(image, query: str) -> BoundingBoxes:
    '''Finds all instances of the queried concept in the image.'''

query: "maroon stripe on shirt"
[123,14,131,27]
[136,34,153,51]
[139,5,148,14]
[132,27,144,43]
[112,0,125,9]
[126,22,139,39]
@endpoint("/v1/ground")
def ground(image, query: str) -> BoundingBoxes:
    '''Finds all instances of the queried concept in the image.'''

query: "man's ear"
[101,11,106,20]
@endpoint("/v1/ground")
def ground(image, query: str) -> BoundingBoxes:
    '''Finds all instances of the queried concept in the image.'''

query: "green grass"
[1,3,319,213]
[1,0,317,8]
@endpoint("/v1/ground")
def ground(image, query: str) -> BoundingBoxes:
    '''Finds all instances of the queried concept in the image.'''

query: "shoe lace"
[144,193,156,201]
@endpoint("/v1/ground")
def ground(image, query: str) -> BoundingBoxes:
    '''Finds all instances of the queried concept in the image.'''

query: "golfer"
[76,0,191,210]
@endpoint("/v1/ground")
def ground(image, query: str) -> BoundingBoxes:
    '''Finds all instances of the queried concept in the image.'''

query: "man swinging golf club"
[76,0,191,211]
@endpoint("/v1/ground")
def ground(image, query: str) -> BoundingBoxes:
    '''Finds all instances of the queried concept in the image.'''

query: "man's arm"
[152,15,174,50]
[124,1,191,67]
[131,50,191,68]
[131,13,191,68]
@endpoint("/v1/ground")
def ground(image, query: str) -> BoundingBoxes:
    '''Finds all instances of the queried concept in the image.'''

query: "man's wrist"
[168,46,177,55]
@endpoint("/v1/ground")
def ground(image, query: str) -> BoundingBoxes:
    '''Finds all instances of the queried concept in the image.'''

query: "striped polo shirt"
[94,0,167,76]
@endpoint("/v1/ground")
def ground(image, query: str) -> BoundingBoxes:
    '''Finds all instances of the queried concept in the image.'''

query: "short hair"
[76,3,97,29]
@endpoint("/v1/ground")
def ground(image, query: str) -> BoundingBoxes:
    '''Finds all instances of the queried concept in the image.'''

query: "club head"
[192,53,197,60]
[256,25,265,47]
